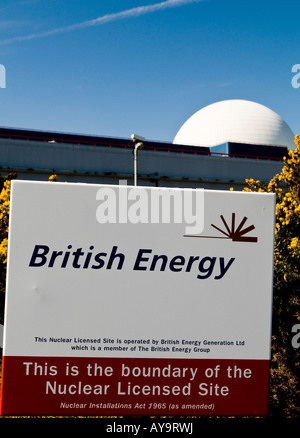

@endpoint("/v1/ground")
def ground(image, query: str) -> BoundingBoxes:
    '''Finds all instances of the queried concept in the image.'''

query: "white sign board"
[0,181,275,416]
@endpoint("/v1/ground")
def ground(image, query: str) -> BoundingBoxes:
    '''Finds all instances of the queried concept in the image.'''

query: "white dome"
[173,99,295,149]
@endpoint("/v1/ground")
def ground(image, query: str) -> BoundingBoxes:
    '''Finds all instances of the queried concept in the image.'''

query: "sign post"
[0,180,275,416]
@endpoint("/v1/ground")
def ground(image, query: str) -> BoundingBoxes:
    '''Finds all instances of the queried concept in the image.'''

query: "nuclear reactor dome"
[173,99,295,149]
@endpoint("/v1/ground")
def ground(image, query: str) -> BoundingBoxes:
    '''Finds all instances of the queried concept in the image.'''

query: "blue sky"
[0,0,299,143]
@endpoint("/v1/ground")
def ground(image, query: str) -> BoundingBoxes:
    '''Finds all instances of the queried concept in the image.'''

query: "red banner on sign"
[0,356,270,416]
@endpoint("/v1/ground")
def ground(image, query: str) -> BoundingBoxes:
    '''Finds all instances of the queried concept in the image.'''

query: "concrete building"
[0,99,295,190]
